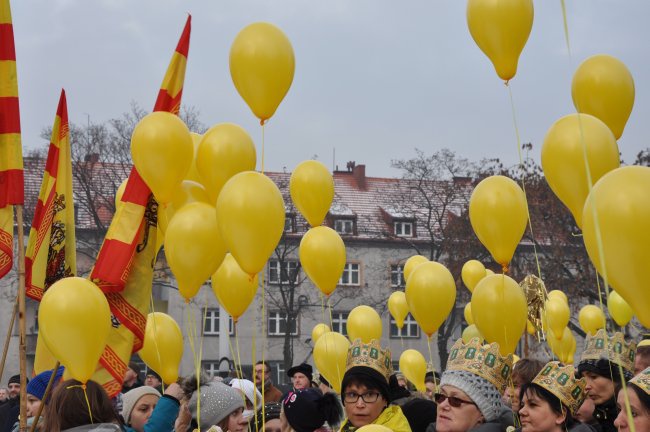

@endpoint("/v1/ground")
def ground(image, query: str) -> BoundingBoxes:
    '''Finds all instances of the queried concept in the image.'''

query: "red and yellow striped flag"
[25,89,76,373]
[0,0,23,279]
[92,15,191,397]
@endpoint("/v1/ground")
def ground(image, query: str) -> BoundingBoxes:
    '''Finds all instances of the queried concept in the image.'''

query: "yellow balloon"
[526,319,536,335]
[138,312,184,385]
[347,306,382,343]
[582,166,650,328]
[462,325,484,344]
[299,226,346,296]
[165,202,227,300]
[466,0,534,81]
[541,113,619,228]
[230,22,295,123]
[469,175,528,268]
[313,332,350,394]
[39,277,111,383]
[211,253,258,322]
[461,260,486,292]
[545,298,570,340]
[471,274,527,356]
[547,327,574,363]
[399,349,427,392]
[547,290,568,305]
[185,133,203,183]
[216,171,285,276]
[405,261,456,338]
[403,255,428,282]
[464,303,474,325]
[578,305,606,335]
[388,292,409,329]
[357,426,392,432]
[608,291,634,327]
[130,112,193,204]
[290,160,334,227]
[196,123,256,203]
[485,269,495,277]
[311,323,330,344]
[170,180,211,211]
[572,54,635,140]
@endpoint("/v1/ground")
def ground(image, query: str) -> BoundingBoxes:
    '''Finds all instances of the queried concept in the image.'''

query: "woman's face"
[582,371,615,405]
[343,383,387,428]
[265,418,282,432]
[434,385,484,432]
[26,394,41,417]
[225,407,249,432]
[614,388,650,432]
[518,389,565,432]
[129,394,159,432]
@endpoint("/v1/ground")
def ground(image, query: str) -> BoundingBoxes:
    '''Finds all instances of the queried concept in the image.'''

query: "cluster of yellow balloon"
[405,262,456,339]
[469,176,528,271]
[544,297,570,341]
[461,260,486,292]
[466,0,534,82]
[313,331,349,394]
[230,22,295,125]
[471,274,527,356]
[578,305,606,335]
[572,54,635,140]
[403,255,428,281]
[138,312,184,385]
[311,323,330,343]
[541,113,619,228]
[388,292,409,330]
[547,327,576,364]
[38,277,111,383]
[399,350,427,392]
[347,305,382,343]
[211,254,259,323]
[607,291,634,327]
[582,166,650,328]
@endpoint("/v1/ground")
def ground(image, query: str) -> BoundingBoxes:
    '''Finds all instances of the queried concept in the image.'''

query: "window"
[334,219,354,235]
[202,361,220,378]
[331,312,349,336]
[203,308,234,336]
[390,314,420,339]
[285,214,296,233]
[390,264,405,288]
[339,263,360,286]
[394,221,413,237]
[268,312,298,336]
[268,260,299,284]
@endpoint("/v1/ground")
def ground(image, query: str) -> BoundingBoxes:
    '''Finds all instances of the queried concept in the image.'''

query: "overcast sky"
[12,1,650,177]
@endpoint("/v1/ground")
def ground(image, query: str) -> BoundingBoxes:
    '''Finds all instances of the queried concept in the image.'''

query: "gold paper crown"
[630,367,650,396]
[346,339,392,382]
[580,329,636,374]
[446,338,513,394]
[533,362,587,415]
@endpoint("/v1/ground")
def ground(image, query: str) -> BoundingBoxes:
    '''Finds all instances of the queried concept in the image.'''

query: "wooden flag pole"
[29,361,60,432]
[0,296,18,379]
[16,205,27,432]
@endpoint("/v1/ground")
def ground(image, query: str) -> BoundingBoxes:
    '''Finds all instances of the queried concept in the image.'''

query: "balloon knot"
[502,264,509,274]
[260,119,266,126]
[184,297,190,304]
[504,80,510,87]
[82,384,87,390]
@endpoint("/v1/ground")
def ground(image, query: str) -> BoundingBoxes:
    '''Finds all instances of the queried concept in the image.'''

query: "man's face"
[292,372,310,390]
[254,364,270,385]
[8,383,20,399]
[0,388,7,401]
[144,375,161,388]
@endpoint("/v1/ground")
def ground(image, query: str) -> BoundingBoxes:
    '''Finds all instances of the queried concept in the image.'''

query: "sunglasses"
[434,393,476,408]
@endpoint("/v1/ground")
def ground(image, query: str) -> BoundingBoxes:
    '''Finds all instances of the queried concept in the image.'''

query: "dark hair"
[637,346,650,362]
[42,379,121,432]
[254,402,282,431]
[512,359,545,385]
[520,382,577,429]
[217,407,244,432]
[341,369,390,403]
[629,382,650,413]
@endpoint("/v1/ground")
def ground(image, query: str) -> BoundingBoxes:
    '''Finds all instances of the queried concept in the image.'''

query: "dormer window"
[394,221,413,237]
[334,219,354,235]
[284,214,296,233]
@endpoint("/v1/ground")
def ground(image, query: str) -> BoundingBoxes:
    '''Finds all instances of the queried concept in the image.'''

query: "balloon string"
[320,291,326,325]
[67,384,93,424]
[261,271,266,422]
[327,296,334,331]
[149,293,165,392]
[261,123,266,174]
[235,323,245,379]
[426,337,438,393]
[560,0,572,59]
[186,303,201,429]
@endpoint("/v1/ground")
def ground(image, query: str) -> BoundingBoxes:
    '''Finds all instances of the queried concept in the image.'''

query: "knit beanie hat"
[122,386,161,423]
[440,370,503,422]
[577,358,632,382]
[254,402,282,432]
[282,389,343,432]
[189,381,244,429]
[26,366,64,401]
[8,375,26,386]
[229,378,263,410]
[401,398,438,432]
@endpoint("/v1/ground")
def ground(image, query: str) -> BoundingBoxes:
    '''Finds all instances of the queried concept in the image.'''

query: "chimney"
[84,153,100,163]
[452,176,472,186]
[353,164,366,190]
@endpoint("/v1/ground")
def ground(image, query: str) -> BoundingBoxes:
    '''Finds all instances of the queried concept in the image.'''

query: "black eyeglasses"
[343,391,381,404]
[434,393,476,407]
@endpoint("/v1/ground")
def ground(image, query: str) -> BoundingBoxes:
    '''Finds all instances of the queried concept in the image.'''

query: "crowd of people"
[1,331,649,432]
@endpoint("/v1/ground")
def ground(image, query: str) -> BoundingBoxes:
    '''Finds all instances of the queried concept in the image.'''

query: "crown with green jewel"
[346,339,392,381]
[533,361,587,415]
[630,367,650,396]
[446,338,513,394]
[580,329,636,374]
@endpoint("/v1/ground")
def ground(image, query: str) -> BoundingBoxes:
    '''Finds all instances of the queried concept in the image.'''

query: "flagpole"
[16,205,27,432]
[0,296,18,379]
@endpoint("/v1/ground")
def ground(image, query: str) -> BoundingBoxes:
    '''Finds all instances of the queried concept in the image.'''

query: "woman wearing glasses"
[427,338,515,432]
[338,339,411,432]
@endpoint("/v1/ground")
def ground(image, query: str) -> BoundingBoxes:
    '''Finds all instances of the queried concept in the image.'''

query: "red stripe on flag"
[0,169,24,206]
[153,89,182,114]
[56,89,68,136]
[44,143,60,178]
[0,24,16,61]
[0,226,12,279]
[91,233,141,293]
[0,97,21,134]
[175,15,191,57]
[121,168,151,206]
[106,292,146,349]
